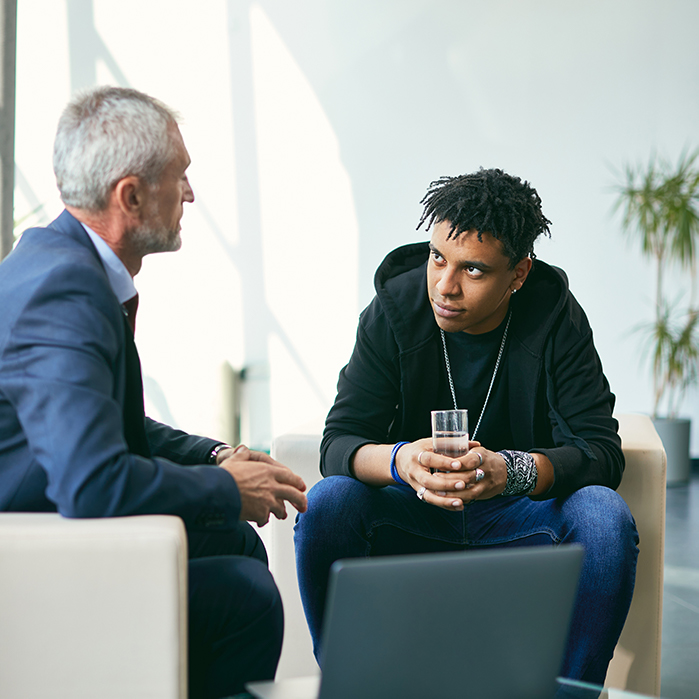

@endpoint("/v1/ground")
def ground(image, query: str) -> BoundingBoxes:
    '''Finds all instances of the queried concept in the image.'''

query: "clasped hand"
[394,438,507,510]
[219,445,308,527]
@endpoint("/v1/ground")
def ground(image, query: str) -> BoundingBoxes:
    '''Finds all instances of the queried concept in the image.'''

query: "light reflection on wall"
[249,4,359,439]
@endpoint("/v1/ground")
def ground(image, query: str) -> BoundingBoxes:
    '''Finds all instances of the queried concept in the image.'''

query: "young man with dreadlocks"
[294,168,638,684]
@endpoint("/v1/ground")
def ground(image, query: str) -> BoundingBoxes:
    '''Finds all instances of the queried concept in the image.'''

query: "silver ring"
[417,486,427,501]
[475,452,483,466]
[475,468,485,483]
[417,451,425,466]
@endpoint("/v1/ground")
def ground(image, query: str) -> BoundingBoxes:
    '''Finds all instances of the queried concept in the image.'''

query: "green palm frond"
[636,304,699,418]
[613,157,664,259]
[615,149,699,417]
[660,150,699,267]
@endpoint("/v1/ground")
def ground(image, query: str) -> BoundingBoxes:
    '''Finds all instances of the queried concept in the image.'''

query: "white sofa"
[267,413,666,696]
[0,514,187,699]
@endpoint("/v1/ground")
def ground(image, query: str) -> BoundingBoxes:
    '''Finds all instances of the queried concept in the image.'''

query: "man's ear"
[512,256,533,292]
[113,176,145,219]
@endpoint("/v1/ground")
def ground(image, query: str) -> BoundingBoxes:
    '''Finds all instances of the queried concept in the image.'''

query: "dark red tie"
[123,293,139,333]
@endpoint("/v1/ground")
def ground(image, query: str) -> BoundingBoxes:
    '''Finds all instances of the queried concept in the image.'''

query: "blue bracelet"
[390,442,410,486]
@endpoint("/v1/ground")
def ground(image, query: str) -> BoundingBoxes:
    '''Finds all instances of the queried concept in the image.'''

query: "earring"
[511,288,518,295]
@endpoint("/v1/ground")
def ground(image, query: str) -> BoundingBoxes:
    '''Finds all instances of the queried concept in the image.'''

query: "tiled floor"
[660,468,699,698]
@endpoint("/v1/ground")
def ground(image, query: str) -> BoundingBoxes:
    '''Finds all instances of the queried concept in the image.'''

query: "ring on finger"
[417,451,425,466]
[475,451,483,466]
[417,486,427,501]
[475,468,485,483]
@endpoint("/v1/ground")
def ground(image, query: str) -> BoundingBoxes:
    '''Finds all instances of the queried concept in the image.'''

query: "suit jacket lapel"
[122,317,151,458]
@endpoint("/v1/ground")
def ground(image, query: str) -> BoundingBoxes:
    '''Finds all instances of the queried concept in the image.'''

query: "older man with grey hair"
[0,86,307,699]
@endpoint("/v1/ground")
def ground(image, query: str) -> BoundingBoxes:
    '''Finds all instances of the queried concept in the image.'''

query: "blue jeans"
[294,477,639,685]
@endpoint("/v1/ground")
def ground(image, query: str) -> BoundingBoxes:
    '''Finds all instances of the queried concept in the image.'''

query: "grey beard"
[128,222,182,256]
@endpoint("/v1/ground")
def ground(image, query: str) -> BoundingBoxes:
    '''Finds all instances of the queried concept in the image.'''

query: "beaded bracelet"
[498,450,538,496]
[390,442,410,486]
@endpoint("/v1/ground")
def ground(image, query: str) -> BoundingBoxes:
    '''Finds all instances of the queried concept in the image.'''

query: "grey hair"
[53,86,180,211]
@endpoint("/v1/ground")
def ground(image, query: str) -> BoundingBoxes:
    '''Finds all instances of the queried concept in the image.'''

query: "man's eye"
[431,251,444,263]
[466,266,484,277]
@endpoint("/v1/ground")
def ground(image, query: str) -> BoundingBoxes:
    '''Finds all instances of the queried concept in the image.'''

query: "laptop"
[247,545,583,699]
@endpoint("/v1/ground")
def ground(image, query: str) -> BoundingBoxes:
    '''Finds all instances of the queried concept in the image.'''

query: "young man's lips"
[433,301,463,318]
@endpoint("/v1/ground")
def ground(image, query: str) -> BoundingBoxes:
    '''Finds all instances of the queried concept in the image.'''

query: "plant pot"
[652,417,691,486]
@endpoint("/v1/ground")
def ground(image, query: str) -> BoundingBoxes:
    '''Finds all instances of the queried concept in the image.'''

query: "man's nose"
[183,177,195,203]
[436,267,460,297]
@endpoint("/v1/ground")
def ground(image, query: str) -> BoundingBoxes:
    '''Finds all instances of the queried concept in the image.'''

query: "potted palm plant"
[614,150,699,484]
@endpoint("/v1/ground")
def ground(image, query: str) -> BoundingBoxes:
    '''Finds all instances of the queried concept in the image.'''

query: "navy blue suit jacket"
[0,210,240,530]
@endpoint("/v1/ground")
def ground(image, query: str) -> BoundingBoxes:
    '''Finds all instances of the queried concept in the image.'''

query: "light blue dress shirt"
[81,222,137,305]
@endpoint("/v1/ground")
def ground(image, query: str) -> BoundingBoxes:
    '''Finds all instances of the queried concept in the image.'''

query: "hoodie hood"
[373,241,570,360]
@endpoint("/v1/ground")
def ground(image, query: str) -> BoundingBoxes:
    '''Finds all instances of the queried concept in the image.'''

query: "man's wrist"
[209,443,234,465]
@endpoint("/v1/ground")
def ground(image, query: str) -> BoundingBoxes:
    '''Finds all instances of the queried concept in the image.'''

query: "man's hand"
[218,445,307,527]
[395,440,508,510]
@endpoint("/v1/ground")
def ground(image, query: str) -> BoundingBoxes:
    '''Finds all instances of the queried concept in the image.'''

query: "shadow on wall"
[67,0,130,92]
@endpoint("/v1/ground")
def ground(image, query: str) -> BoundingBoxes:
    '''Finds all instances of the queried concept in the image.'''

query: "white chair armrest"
[0,513,188,699]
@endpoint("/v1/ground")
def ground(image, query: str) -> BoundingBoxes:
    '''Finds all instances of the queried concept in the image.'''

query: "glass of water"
[431,409,469,459]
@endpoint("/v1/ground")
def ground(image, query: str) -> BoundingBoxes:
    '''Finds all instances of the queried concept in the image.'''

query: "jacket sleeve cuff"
[188,464,242,530]
[321,433,379,478]
[530,442,622,499]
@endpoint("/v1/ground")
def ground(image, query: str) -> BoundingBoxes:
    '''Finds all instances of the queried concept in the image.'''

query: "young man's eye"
[430,250,444,263]
[466,266,484,277]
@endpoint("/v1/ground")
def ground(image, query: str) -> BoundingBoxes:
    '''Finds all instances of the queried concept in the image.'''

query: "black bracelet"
[498,450,538,496]
[209,443,233,465]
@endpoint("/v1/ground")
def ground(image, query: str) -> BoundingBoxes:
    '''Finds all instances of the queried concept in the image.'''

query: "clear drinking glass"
[431,409,469,458]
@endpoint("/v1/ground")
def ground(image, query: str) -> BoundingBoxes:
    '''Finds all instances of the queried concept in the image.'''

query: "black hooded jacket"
[321,243,623,499]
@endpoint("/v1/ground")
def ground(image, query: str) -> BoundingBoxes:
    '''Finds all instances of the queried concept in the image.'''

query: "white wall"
[13,0,699,452]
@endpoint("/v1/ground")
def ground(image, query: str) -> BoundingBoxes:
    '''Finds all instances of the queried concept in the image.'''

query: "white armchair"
[268,414,666,696]
[0,514,188,699]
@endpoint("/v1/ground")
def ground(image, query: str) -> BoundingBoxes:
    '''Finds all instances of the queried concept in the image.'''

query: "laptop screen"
[317,545,583,699]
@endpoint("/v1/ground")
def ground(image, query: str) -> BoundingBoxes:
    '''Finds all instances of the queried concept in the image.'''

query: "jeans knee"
[562,486,639,558]
[295,476,369,538]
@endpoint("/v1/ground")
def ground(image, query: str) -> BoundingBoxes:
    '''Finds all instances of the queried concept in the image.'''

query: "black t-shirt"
[439,313,514,452]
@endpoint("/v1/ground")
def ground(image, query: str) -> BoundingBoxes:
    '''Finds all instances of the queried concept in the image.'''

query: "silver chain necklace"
[439,308,512,441]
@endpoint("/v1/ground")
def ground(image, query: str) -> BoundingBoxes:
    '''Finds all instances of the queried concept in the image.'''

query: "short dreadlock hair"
[417,168,552,268]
